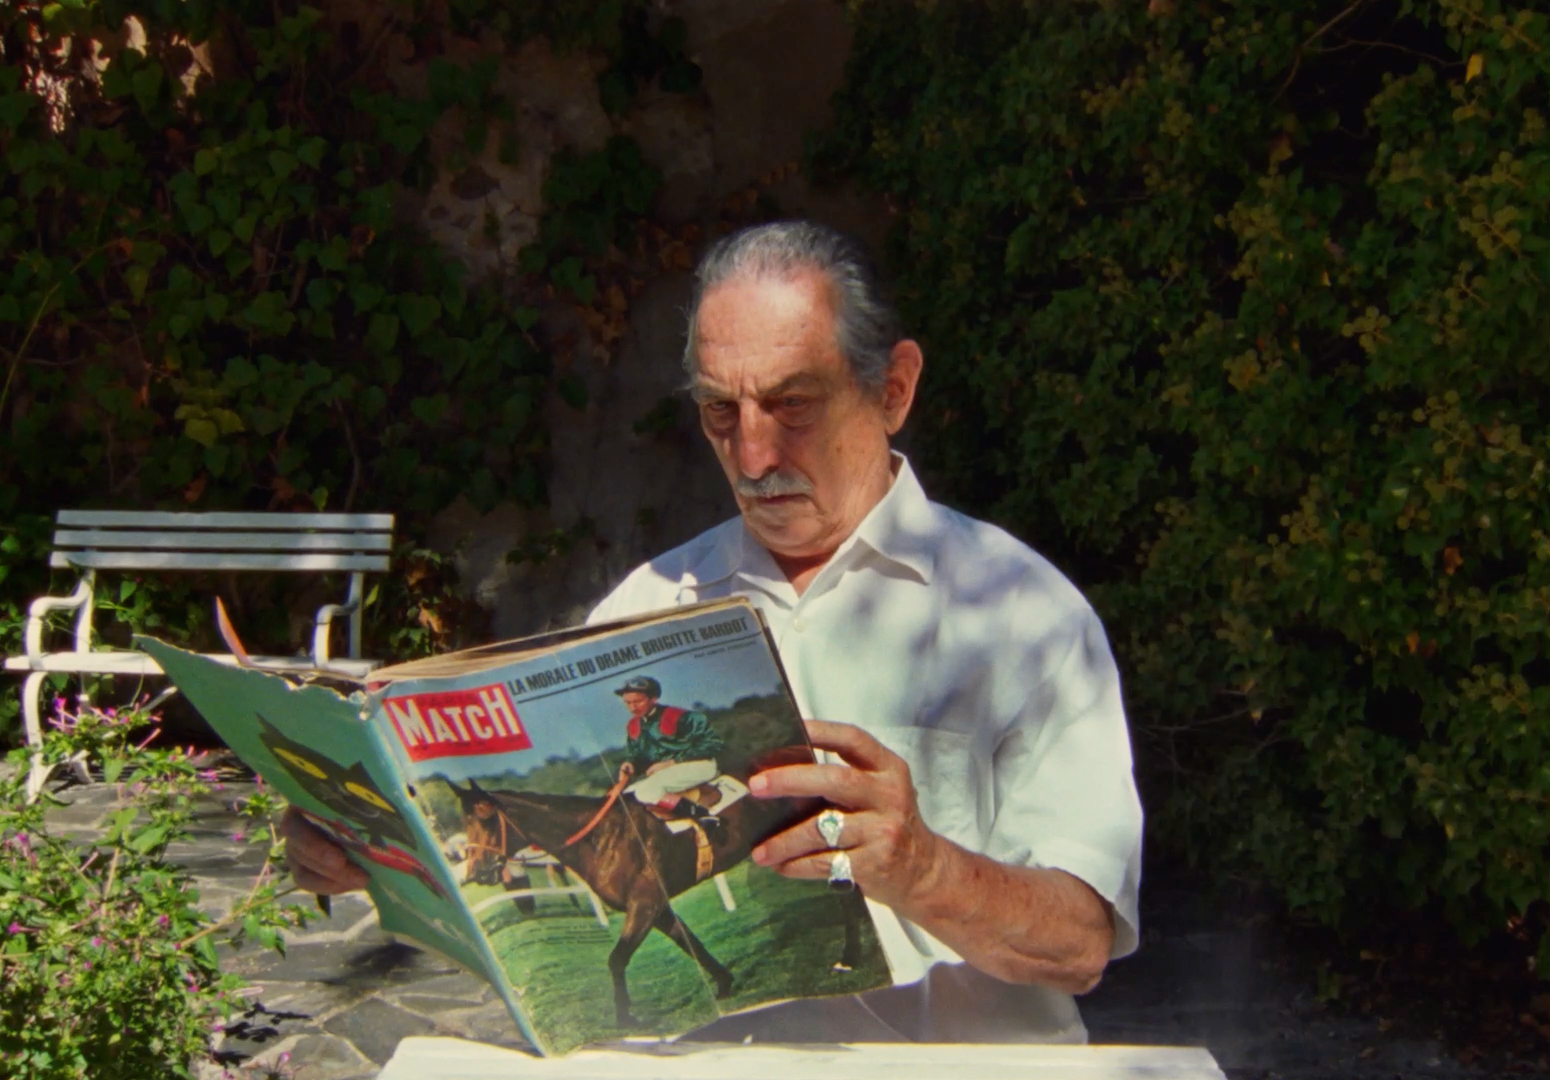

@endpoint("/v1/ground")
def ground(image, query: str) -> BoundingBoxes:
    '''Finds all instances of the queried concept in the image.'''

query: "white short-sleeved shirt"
[587,456,1143,1044]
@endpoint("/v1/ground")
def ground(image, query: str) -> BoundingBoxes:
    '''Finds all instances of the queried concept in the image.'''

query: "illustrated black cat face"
[256,714,418,851]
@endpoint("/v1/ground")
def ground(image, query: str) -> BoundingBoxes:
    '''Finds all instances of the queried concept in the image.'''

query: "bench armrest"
[22,572,96,664]
[312,571,366,667]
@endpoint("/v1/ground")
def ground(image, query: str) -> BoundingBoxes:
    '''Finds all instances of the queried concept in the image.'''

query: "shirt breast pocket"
[869,725,985,851]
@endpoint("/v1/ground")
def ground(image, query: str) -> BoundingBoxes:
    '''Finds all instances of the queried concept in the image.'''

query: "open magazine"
[135,598,892,1055]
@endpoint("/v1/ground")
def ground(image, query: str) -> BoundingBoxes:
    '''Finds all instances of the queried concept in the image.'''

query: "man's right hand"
[278,806,369,894]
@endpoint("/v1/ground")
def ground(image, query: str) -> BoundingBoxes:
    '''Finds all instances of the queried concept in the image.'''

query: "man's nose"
[734,403,782,479]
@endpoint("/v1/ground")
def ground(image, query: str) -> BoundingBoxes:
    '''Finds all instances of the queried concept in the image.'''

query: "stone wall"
[406,0,889,637]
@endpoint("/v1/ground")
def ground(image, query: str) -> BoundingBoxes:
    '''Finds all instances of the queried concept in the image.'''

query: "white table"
[378,1039,1226,1080]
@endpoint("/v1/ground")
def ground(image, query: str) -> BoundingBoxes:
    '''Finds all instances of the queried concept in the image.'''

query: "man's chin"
[740,513,831,561]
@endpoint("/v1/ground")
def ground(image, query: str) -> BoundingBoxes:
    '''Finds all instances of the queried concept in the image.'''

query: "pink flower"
[231,832,246,843]
[6,922,23,934]
[156,914,169,928]
[90,936,102,948]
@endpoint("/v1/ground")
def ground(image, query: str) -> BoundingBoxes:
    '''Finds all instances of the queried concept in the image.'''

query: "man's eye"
[701,402,737,429]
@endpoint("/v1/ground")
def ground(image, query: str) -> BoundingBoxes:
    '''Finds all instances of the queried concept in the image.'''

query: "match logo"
[382,685,531,762]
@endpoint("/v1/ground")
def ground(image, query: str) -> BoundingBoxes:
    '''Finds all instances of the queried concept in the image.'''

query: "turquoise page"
[134,637,532,1045]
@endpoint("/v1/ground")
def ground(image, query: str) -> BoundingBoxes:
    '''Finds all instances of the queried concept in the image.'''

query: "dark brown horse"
[461,807,583,916]
[448,762,864,1027]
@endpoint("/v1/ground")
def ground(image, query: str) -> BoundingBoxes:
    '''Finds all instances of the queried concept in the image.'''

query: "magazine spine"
[363,689,548,1054]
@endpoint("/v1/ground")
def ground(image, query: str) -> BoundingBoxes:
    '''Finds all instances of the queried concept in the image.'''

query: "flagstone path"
[40,778,1505,1080]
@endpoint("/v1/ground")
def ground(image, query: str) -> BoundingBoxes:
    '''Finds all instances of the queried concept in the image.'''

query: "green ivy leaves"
[826,0,1550,957]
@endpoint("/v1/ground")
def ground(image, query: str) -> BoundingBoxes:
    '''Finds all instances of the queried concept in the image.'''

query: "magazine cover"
[383,601,892,1054]
[137,599,891,1056]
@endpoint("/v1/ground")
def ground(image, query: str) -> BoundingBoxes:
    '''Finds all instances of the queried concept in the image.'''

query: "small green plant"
[0,697,312,1080]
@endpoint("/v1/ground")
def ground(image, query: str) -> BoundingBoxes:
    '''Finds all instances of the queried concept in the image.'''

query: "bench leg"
[21,674,95,802]
[22,671,51,802]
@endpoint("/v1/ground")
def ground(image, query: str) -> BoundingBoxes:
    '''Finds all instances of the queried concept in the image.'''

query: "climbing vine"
[0,0,687,729]
[821,0,1548,963]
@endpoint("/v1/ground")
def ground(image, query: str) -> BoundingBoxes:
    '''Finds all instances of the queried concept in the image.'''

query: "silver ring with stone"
[816,808,845,849]
[827,851,855,892]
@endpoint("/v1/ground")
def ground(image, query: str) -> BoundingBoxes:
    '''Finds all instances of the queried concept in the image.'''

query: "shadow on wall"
[425,0,892,637]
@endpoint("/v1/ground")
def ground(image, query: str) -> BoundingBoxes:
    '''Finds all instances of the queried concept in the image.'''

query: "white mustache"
[735,472,814,499]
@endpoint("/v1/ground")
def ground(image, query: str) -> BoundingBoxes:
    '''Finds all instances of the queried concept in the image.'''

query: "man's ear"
[882,339,923,435]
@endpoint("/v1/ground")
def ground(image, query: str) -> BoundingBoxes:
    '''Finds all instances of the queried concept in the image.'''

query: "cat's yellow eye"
[273,746,328,780]
[345,781,396,813]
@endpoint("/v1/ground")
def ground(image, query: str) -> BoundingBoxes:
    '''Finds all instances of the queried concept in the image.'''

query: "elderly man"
[282,220,1143,1044]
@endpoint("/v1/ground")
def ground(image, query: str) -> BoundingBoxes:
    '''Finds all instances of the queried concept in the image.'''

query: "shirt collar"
[687,453,938,597]
[848,453,937,585]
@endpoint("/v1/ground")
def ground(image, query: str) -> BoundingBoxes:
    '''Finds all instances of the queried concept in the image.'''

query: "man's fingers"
[290,860,367,895]
[767,849,849,882]
[749,762,873,807]
[278,808,367,893]
[752,810,875,868]
[280,809,345,873]
[803,719,898,772]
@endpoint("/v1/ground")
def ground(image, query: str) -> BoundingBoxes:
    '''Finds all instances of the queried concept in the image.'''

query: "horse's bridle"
[461,805,519,872]
[461,774,630,872]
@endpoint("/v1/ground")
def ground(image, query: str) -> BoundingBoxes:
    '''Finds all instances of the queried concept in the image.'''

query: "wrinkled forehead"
[689,272,849,399]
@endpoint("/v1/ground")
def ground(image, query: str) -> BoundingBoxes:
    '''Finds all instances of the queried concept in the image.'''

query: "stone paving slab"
[35,778,1506,1080]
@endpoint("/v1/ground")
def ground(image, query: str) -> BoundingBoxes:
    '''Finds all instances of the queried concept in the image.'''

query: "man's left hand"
[748,718,946,911]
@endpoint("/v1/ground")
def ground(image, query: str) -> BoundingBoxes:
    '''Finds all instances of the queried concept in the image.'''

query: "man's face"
[690,270,917,564]
[471,799,495,820]
[620,691,655,720]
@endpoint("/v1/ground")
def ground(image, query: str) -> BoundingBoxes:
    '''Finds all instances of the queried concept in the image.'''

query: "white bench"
[5,510,394,798]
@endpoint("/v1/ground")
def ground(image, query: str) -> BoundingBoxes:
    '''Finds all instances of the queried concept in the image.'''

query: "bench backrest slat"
[57,511,394,531]
[52,530,393,553]
[50,551,390,573]
[48,511,394,575]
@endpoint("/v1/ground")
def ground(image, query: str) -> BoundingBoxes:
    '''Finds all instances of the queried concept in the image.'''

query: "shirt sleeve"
[984,608,1144,960]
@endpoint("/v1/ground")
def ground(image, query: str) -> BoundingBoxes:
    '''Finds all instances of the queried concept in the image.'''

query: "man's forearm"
[899,834,1115,993]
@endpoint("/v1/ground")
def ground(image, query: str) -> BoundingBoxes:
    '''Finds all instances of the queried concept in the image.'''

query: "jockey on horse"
[613,676,728,841]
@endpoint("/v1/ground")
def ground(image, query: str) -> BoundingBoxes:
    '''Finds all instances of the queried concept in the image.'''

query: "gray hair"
[682,221,903,392]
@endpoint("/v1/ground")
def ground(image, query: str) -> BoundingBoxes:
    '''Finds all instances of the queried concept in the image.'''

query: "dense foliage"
[0,0,673,730]
[1,698,307,1079]
[821,0,1548,963]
